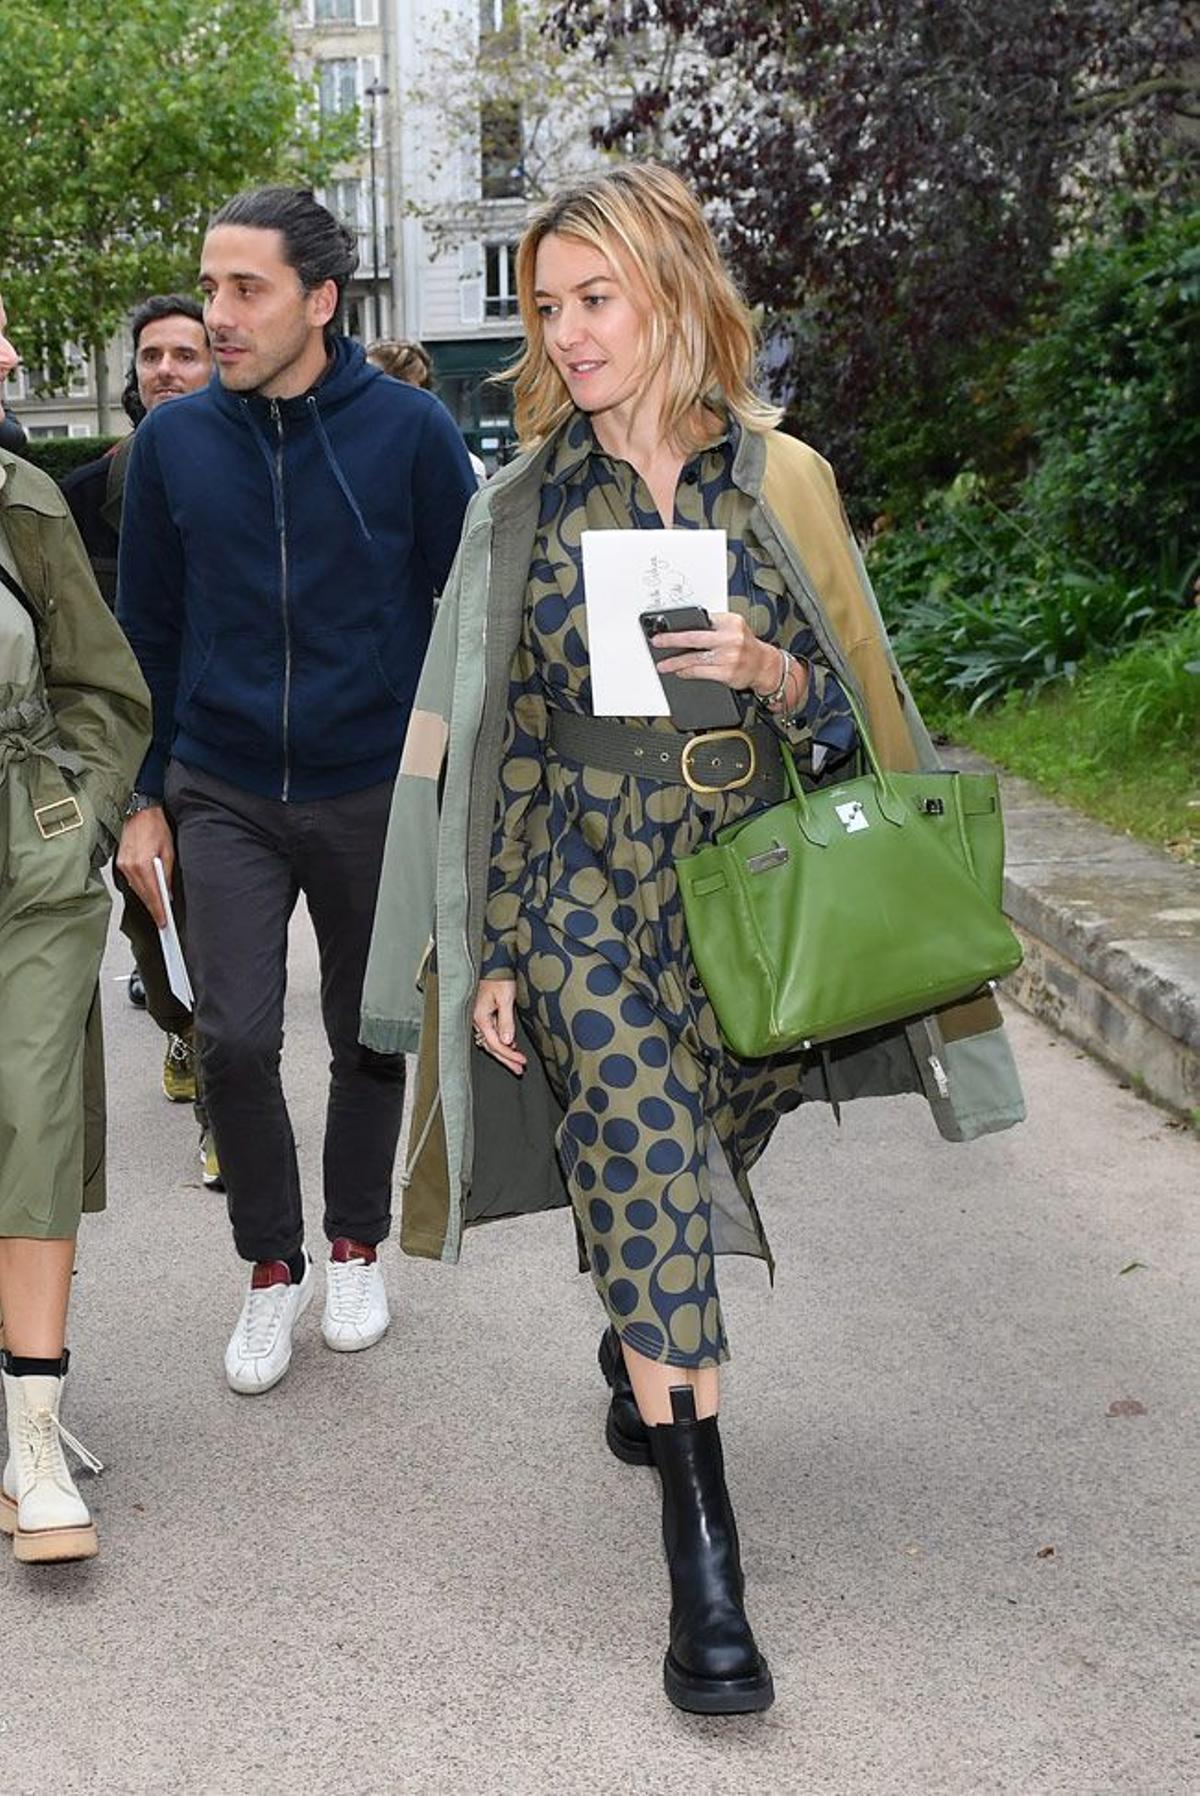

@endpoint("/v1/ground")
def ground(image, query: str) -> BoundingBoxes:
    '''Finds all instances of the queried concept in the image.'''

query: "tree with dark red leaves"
[549,1,1197,505]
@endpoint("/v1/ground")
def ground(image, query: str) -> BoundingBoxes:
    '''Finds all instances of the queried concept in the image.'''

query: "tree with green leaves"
[1,0,356,430]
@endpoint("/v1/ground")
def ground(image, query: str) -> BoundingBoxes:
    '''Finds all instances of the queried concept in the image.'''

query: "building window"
[315,0,355,19]
[480,102,523,200]
[484,243,519,318]
[318,58,358,117]
[325,176,365,239]
[479,0,518,45]
[322,176,385,273]
[67,351,91,399]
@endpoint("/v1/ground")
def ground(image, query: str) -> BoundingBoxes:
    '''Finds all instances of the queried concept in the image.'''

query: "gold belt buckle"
[679,729,757,795]
[34,795,84,839]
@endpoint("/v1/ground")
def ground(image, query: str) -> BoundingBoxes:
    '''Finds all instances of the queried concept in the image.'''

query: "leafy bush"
[1012,206,1200,585]
[1081,607,1200,760]
[944,612,1199,858]
[871,476,1169,709]
[18,435,121,481]
[862,334,1029,520]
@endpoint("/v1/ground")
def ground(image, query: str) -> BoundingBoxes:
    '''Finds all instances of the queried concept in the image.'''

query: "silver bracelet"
[759,646,792,713]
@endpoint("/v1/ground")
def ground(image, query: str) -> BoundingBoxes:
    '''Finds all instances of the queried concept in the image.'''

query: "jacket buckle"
[34,795,84,840]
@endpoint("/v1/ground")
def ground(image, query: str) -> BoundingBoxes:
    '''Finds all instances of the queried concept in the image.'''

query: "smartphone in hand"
[639,605,742,731]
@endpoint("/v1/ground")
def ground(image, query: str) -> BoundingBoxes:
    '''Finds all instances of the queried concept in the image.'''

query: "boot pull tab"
[669,1384,698,1425]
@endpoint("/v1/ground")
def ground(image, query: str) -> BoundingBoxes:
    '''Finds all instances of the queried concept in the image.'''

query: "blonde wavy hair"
[505,162,782,453]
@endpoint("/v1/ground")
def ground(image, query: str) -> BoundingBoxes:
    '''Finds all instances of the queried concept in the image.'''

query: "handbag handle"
[775,677,908,843]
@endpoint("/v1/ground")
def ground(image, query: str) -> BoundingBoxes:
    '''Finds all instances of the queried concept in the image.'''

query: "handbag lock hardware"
[679,729,757,795]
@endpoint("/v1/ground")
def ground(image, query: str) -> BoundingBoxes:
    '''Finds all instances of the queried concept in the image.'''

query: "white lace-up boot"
[322,1239,390,1352]
[224,1254,313,1394]
[1,1369,101,1563]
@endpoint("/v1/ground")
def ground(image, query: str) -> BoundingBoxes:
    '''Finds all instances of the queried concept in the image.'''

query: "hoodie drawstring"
[307,396,373,543]
[235,393,373,546]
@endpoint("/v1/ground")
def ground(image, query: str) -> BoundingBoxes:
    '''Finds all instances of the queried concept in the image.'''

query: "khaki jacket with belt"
[0,448,151,1212]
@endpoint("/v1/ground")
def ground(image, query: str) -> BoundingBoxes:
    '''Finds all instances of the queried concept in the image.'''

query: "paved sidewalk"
[3,904,1197,1796]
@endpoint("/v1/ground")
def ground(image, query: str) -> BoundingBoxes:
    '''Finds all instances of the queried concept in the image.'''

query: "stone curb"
[952,747,1200,1116]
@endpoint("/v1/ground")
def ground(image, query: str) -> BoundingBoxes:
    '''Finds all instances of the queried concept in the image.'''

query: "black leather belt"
[547,710,787,802]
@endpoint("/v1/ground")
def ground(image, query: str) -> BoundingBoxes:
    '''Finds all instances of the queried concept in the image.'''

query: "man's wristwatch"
[122,790,160,820]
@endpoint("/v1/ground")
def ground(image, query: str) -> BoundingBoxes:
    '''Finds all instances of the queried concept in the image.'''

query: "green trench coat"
[0,449,151,1229]
[361,424,1026,1265]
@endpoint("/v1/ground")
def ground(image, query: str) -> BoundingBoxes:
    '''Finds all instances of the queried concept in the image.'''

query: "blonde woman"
[363,165,1023,1711]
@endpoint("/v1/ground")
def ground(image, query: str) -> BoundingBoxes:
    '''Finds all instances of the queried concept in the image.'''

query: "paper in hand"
[154,855,194,1009]
[581,528,728,716]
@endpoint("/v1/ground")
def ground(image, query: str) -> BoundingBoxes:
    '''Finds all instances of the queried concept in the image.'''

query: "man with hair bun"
[117,186,476,1395]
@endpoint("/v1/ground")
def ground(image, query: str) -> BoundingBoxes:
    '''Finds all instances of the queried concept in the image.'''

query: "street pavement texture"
[4,902,1197,1796]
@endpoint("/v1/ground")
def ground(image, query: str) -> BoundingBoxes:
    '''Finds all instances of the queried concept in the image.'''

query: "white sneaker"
[224,1255,313,1394]
[321,1240,390,1353]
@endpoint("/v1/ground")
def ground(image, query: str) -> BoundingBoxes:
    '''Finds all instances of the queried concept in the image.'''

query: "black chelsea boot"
[649,1384,774,1714]
[597,1325,654,1467]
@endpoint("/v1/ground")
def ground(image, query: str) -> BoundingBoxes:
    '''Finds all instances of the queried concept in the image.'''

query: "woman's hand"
[651,612,780,695]
[472,976,527,1076]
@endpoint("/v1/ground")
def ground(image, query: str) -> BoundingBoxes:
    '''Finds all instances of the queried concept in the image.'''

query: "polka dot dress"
[481,413,855,1368]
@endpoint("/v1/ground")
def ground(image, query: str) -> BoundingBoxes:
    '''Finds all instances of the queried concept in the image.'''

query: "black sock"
[1,1350,69,1378]
[286,1250,307,1286]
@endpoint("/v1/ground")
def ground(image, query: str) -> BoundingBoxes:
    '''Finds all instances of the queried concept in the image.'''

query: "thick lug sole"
[605,1405,655,1467]
[13,1521,98,1563]
[2,1490,98,1562]
[663,1648,775,1715]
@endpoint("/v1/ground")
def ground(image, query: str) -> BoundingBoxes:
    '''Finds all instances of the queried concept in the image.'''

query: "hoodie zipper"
[270,399,293,801]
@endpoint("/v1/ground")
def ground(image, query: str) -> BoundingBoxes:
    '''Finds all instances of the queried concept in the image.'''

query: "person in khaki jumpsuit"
[0,293,151,1565]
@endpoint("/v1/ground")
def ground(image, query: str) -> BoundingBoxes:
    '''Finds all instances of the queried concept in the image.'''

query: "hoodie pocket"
[287,623,410,770]
[178,632,286,762]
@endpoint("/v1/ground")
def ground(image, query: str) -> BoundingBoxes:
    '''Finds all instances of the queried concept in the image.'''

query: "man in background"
[62,296,219,1182]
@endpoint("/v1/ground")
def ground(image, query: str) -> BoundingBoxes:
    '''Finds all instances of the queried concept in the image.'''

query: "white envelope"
[581,528,728,716]
[154,855,195,1009]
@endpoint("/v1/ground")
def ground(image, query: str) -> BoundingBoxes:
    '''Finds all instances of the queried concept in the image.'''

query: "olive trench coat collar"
[361,424,1025,1264]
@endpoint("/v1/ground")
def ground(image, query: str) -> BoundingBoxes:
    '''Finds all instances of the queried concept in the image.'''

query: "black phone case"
[641,607,742,731]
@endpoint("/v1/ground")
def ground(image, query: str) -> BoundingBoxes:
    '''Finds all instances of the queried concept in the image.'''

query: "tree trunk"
[92,339,111,437]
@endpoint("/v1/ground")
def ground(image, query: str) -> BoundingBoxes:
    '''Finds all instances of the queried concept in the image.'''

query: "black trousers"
[164,760,405,1263]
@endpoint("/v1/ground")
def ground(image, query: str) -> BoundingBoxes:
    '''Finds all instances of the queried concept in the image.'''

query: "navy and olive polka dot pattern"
[482,412,856,1367]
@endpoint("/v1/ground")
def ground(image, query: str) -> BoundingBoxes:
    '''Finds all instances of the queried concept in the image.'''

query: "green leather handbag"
[676,708,1023,1059]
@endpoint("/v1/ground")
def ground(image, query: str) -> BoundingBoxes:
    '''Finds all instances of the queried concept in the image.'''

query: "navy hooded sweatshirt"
[117,336,477,802]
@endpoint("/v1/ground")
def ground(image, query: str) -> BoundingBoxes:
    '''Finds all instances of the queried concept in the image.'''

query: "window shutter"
[459,242,485,327]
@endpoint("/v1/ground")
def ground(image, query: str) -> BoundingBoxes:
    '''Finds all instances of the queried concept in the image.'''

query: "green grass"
[920,615,1200,860]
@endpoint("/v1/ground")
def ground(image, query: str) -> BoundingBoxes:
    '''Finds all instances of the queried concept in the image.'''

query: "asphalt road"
[4,899,1197,1796]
